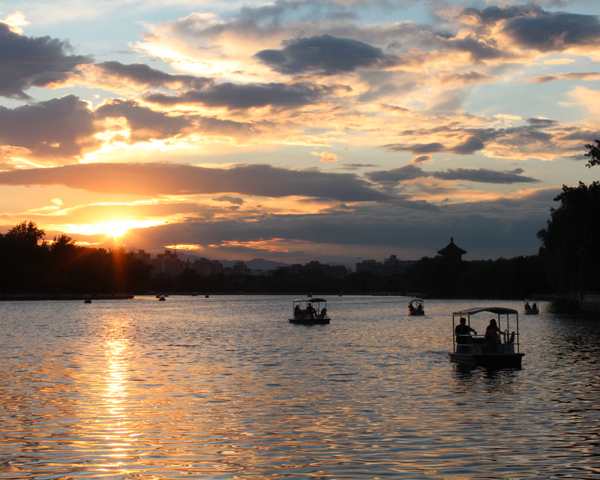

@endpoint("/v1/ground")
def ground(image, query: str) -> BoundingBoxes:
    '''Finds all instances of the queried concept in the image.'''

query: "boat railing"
[454,331,520,355]
[293,309,329,320]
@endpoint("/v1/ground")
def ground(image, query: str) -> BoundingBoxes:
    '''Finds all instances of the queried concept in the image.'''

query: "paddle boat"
[158,295,166,301]
[524,299,539,315]
[289,298,330,325]
[408,298,424,315]
[449,307,524,369]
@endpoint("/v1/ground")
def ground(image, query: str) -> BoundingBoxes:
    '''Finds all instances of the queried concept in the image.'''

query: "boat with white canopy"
[289,298,330,325]
[450,307,524,368]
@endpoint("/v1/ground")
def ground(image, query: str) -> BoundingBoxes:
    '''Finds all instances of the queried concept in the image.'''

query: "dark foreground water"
[1,296,599,479]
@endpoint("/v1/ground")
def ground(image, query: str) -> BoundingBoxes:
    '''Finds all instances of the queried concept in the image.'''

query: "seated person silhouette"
[455,317,476,353]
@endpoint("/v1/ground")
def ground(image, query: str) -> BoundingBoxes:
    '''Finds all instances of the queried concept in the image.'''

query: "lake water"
[1,296,599,479]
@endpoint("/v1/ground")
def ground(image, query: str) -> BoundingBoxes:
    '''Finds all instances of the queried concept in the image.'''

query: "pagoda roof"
[438,237,466,256]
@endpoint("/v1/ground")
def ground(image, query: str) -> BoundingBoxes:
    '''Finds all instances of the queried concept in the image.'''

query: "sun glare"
[104,222,130,238]
[56,219,165,238]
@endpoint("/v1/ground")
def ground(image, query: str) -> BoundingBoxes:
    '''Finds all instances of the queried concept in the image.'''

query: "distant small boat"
[450,307,524,369]
[289,298,330,325]
[158,295,166,301]
[524,299,539,315]
[84,296,92,304]
[408,298,424,315]
[205,294,209,298]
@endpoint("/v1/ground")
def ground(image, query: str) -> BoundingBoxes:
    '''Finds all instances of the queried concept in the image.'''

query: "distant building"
[150,249,184,276]
[135,249,224,277]
[134,249,151,262]
[191,257,224,276]
[232,261,250,275]
[437,238,467,260]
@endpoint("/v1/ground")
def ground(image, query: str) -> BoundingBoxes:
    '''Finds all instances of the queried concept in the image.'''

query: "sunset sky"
[0,0,599,266]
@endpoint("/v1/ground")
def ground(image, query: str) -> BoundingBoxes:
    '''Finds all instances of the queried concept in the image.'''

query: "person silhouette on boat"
[409,303,415,313]
[532,302,537,311]
[306,302,316,319]
[320,307,327,318]
[485,319,502,353]
[455,317,476,353]
[416,303,423,313]
[525,302,531,311]
[294,304,301,317]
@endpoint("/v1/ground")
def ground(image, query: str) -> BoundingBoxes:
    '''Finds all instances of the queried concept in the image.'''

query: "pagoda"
[437,237,467,260]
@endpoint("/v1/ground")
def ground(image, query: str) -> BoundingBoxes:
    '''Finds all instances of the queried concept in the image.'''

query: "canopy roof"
[409,298,424,304]
[453,307,518,316]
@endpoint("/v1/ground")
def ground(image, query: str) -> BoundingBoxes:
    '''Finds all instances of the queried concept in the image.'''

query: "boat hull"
[289,318,330,325]
[408,311,424,316]
[523,309,539,315]
[449,352,524,369]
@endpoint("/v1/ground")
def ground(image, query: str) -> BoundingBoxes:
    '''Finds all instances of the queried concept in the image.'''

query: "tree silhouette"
[585,140,600,168]
[537,143,600,296]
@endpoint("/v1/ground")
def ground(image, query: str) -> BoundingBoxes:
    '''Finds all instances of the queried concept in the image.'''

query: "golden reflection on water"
[101,338,133,466]
[103,338,129,412]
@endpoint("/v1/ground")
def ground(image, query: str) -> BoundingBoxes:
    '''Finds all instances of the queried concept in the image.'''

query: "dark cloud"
[95,99,192,142]
[254,34,396,75]
[526,72,600,83]
[504,13,600,52]
[459,4,545,26]
[526,118,557,127]
[144,82,332,109]
[213,195,245,205]
[452,135,485,155]
[0,23,92,99]
[431,168,539,184]
[365,164,424,183]
[385,142,445,154]
[365,165,539,185]
[382,135,484,155]
[96,61,213,90]
[444,36,508,62]
[0,95,99,159]
[0,163,392,202]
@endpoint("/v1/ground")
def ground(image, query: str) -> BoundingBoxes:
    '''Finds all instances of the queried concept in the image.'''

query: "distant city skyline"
[0,0,599,264]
